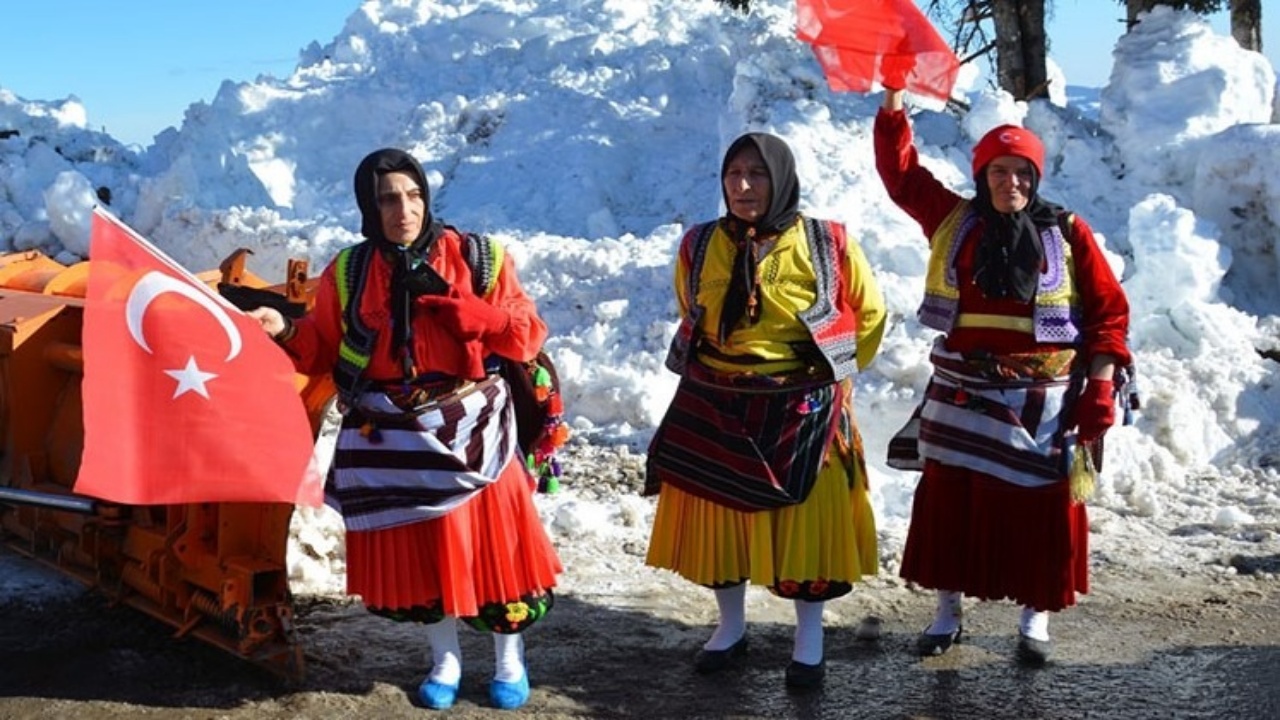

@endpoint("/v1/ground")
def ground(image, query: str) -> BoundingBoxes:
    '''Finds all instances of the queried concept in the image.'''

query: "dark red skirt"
[899,460,1088,612]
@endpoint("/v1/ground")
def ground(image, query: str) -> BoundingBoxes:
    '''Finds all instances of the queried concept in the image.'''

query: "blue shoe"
[489,673,530,710]
[418,679,460,710]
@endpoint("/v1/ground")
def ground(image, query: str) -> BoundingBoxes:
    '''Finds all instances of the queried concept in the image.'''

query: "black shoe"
[915,624,963,657]
[693,636,748,674]
[784,659,825,691]
[1015,632,1053,666]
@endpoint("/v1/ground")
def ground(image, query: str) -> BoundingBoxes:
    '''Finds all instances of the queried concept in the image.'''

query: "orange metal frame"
[0,249,332,681]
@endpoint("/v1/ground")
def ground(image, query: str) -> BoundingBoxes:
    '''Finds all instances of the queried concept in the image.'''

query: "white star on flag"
[77,208,323,506]
[164,356,218,398]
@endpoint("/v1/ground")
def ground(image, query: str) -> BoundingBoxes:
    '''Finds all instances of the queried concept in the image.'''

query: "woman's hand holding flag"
[795,0,960,101]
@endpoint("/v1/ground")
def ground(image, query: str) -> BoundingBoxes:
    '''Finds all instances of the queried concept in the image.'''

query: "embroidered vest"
[664,217,860,381]
[332,229,504,403]
[919,201,1081,343]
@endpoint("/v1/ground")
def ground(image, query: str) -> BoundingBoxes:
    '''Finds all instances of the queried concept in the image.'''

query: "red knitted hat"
[971,124,1045,178]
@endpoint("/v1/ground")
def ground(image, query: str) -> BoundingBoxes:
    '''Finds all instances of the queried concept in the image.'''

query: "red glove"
[1075,379,1115,443]
[418,288,510,341]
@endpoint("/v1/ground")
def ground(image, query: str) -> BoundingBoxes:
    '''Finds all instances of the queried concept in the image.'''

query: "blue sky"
[0,0,354,146]
[1,1,1275,147]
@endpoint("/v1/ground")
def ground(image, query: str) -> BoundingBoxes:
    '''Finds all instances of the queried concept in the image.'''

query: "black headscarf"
[970,164,1062,303]
[717,133,801,344]
[353,148,443,249]
[352,148,446,369]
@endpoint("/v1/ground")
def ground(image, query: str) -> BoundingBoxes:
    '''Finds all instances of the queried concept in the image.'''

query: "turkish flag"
[74,208,323,506]
[796,0,960,102]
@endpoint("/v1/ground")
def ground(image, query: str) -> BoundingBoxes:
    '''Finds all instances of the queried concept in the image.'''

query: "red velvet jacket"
[874,107,1131,367]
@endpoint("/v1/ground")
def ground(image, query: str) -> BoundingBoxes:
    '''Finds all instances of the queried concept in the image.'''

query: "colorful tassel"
[360,421,383,443]
[511,354,570,494]
[550,423,570,446]
[1070,443,1096,503]
[533,365,552,402]
[533,365,551,387]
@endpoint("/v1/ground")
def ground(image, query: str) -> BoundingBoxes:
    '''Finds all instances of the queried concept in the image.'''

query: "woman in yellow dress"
[645,132,885,691]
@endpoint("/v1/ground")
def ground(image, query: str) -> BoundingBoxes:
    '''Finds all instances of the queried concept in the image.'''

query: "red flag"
[796,0,960,102]
[75,208,323,506]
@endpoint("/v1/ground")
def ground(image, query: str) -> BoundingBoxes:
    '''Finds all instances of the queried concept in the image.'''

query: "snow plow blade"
[0,248,333,682]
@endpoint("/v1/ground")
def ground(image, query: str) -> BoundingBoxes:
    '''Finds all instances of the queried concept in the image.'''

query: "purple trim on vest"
[1036,305,1079,343]
[918,296,955,331]
[1040,223,1065,290]
[1035,223,1080,343]
[920,208,1080,344]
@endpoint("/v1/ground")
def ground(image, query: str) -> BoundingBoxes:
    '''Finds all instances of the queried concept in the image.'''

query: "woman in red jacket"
[874,89,1131,666]
[250,148,561,710]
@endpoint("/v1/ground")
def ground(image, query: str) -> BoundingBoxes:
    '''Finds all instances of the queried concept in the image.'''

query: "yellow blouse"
[676,218,886,376]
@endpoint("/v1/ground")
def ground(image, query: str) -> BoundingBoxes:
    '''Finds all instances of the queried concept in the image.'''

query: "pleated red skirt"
[899,460,1088,612]
[344,458,562,617]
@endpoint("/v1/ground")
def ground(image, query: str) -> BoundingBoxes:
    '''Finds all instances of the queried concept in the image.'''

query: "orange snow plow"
[0,248,332,682]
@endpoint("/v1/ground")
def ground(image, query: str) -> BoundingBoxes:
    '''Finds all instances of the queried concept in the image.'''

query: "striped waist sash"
[327,373,517,531]
[917,342,1078,487]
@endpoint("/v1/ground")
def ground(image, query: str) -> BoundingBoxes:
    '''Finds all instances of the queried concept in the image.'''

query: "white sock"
[792,600,825,666]
[704,583,747,651]
[493,632,526,683]
[425,617,462,686]
[927,590,963,635]
[1020,607,1051,642]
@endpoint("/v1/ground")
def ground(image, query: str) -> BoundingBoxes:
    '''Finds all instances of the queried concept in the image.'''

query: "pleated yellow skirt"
[645,433,878,588]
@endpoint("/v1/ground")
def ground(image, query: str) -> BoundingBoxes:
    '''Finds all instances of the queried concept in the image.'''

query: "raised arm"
[873,91,961,237]
[883,88,905,112]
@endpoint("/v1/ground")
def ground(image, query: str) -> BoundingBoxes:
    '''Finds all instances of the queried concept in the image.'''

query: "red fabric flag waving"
[796,0,960,102]
[75,208,323,506]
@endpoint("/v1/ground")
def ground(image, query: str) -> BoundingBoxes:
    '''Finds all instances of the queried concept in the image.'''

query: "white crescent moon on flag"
[124,271,243,361]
